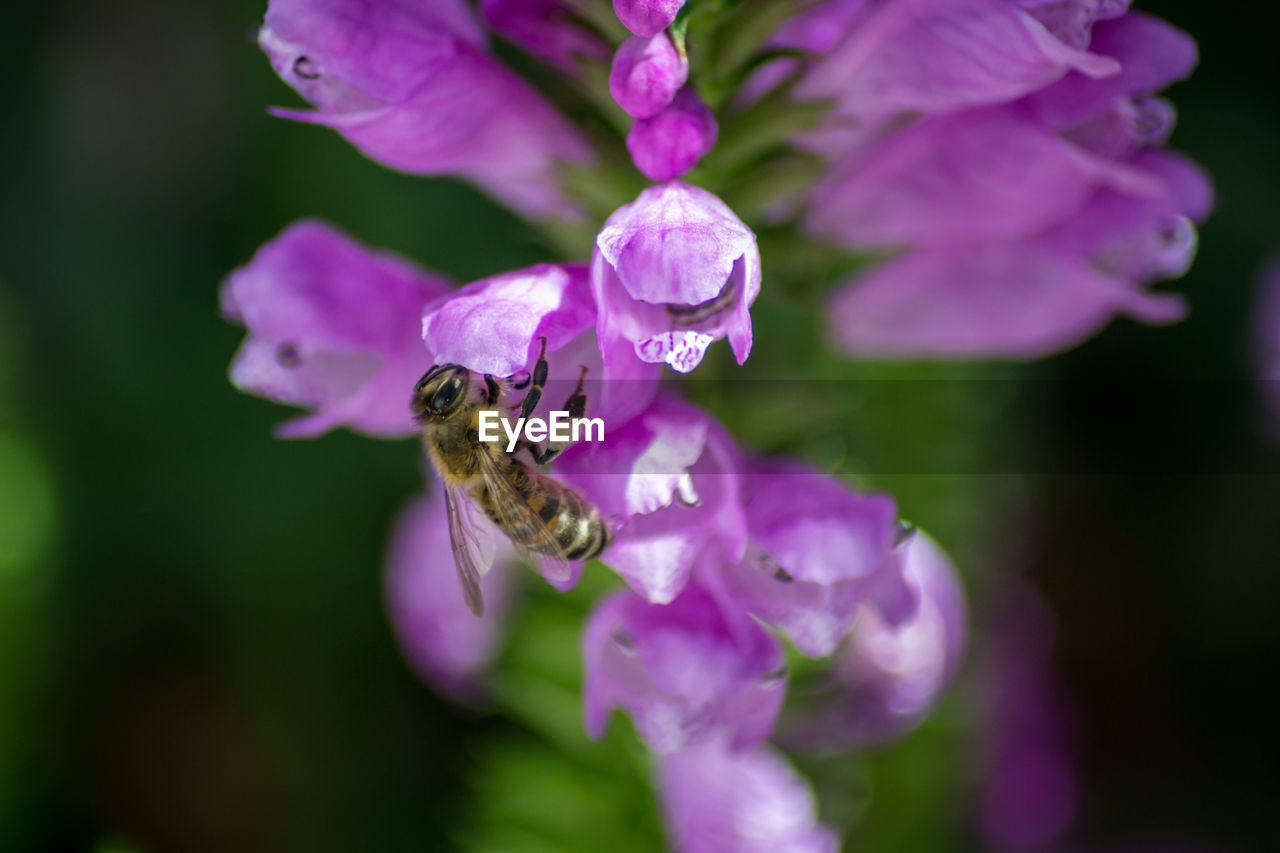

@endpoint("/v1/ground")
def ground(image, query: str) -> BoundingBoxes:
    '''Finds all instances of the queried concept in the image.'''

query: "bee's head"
[411,364,470,419]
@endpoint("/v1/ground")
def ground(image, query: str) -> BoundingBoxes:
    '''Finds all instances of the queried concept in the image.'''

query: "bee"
[411,338,610,616]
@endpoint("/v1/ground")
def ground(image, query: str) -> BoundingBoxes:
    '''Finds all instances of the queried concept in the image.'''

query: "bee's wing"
[473,444,574,582]
[443,484,490,617]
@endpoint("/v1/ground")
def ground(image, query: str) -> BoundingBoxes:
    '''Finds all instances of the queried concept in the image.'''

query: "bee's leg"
[526,364,589,465]
[484,374,502,405]
[514,336,550,421]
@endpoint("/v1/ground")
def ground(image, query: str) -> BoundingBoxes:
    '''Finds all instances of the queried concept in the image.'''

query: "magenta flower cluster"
[783,0,1211,358]
[226,0,1207,848]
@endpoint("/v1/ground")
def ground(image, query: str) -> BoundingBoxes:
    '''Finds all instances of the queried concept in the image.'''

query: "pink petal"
[829,242,1187,360]
[800,0,1120,121]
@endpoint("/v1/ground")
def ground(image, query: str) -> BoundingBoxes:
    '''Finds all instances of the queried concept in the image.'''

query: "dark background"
[2,1,1278,850]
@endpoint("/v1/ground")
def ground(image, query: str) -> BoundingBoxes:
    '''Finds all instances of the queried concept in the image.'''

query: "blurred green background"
[2,1,1278,850]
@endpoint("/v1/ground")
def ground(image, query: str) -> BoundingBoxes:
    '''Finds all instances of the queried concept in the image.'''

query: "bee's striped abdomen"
[500,465,609,562]
[549,483,609,561]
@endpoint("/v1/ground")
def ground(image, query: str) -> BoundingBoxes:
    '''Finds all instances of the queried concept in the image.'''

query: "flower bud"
[626,87,717,181]
[609,33,688,118]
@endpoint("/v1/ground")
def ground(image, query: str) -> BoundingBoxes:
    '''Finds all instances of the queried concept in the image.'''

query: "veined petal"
[422,264,594,377]
[593,184,761,372]
[421,263,659,427]
[597,183,757,305]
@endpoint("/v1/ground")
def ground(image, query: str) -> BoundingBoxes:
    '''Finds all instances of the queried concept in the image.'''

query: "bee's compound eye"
[414,366,440,394]
[431,376,464,412]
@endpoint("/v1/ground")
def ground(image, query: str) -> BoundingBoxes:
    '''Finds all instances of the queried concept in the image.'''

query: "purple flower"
[384,491,512,700]
[556,396,747,604]
[592,183,761,373]
[610,33,688,118]
[627,87,718,181]
[807,9,1209,359]
[221,219,450,438]
[614,0,686,38]
[658,736,839,853]
[1018,0,1132,50]
[582,581,785,752]
[702,461,909,657]
[827,239,1189,359]
[797,0,1122,123]
[421,263,659,427]
[259,0,591,218]
[810,109,1163,252]
[779,532,966,748]
[481,0,610,73]
[828,531,966,743]
[1021,8,1190,131]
